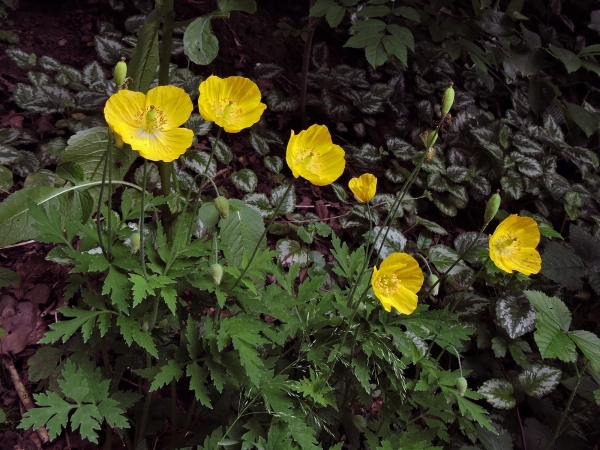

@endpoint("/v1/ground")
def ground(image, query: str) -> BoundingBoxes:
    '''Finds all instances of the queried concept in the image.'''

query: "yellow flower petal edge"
[104,85,194,162]
[349,173,377,202]
[371,253,424,315]
[198,75,266,133]
[489,214,542,276]
[286,124,346,186]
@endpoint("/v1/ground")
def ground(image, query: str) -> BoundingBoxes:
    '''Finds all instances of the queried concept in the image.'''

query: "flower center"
[494,234,519,254]
[294,147,322,173]
[213,99,242,124]
[375,273,401,296]
[137,105,167,134]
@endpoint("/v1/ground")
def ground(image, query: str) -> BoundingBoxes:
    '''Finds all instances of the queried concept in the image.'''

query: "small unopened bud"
[215,196,230,219]
[428,274,439,296]
[484,191,501,224]
[130,232,141,254]
[114,57,127,86]
[441,83,455,115]
[421,129,438,149]
[456,377,468,396]
[210,263,223,286]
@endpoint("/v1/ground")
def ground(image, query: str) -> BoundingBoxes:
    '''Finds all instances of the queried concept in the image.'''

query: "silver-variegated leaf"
[249,132,270,155]
[271,184,296,214]
[264,156,283,173]
[243,193,272,218]
[276,239,309,267]
[496,295,536,339]
[478,379,516,409]
[94,35,124,65]
[331,182,348,203]
[209,137,232,164]
[518,365,561,398]
[185,114,212,136]
[369,226,406,259]
[231,169,258,193]
[82,61,107,88]
[254,62,283,79]
[180,151,217,178]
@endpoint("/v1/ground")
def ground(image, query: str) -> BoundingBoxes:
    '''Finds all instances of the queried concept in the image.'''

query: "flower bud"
[210,263,223,286]
[421,129,438,149]
[441,83,455,115]
[428,274,439,296]
[114,57,127,87]
[130,232,141,254]
[215,196,230,219]
[456,377,468,397]
[484,191,501,224]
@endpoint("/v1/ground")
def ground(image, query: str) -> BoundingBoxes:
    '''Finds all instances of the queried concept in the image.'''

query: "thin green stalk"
[183,399,197,430]
[171,380,178,445]
[212,397,259,450]
[97,145,111,261]
[107,136,113,257]
[135,353,154,449]
[140,160,148,280]
[157,0,175,242]
[544,363,587,450]
[228,182,294,294]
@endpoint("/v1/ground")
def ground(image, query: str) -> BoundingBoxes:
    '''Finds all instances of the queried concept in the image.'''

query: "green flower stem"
[544,363,588,450]
[140,160,148,280]
[157,0,175,242]
[300,0,317,128]
[97,145,112,261]
[135,353,154,449]
[228,182,294,294]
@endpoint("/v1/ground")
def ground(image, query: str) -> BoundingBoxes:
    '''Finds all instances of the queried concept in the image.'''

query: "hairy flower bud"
[456,377,468,397]
[428,274,439,296]
[210,263,223,286]
[441,83,455,115]
[130,232,141,254]
[114,57,127,87]
[485,191,501,224]
[215,196,230,219]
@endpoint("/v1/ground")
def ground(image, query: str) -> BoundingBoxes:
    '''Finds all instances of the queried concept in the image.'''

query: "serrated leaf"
[518,365,561,397]
[150,360,184,391]
[231,169,258,193]
[568,330,600,372]
[525,290,577,363]
[496,295,536,339]
[478,379,516,409]
[541,242,585,290]
[187,362,212,408]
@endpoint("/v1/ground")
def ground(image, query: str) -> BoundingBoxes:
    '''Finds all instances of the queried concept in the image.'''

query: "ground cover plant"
[0,0,599,449]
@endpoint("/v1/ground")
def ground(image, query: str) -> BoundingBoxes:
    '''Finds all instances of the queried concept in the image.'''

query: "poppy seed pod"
[441,83,455,115]
[130,232,141,254]
[114,57,127,87]
[428,274,439,296]
[215,196,230,219]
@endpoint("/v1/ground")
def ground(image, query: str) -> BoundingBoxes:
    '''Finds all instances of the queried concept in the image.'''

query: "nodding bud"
[215,196,230,219]
[130,232,141,254]
[484,190,501,224]
[210,263,223,286]
[114,57,127,86]
[428,274,439,296]
[441,83,455,115]
[421,129,438,149]
[456,377,468,397]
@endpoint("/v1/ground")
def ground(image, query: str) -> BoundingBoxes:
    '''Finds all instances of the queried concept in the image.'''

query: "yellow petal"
[222,103,266,133]
[508,216,540,248]
[489,250,514,274]
[129,128,194,162]
[510,247,542,275]
[198,75,222,123]
[146,85,193,129]
[104,89,146,132]
[349,173,377,202]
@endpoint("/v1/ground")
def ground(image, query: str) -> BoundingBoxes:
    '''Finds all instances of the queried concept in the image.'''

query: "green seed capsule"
[428,274,439,296]
[114,57,127,86]
[456,377,468,396]
[130,232,141,254]
[210,263,223,286]
[441,83,455,115]
[484,191,501,224]
[215,196,230,219]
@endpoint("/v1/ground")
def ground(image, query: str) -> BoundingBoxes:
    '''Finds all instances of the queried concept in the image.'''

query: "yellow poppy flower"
[198,75,266,133]
[286,124,345,186]
[489,214,542,276]
[349,173,377,202]
[104,85,194,162]
[371,253,424,315]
